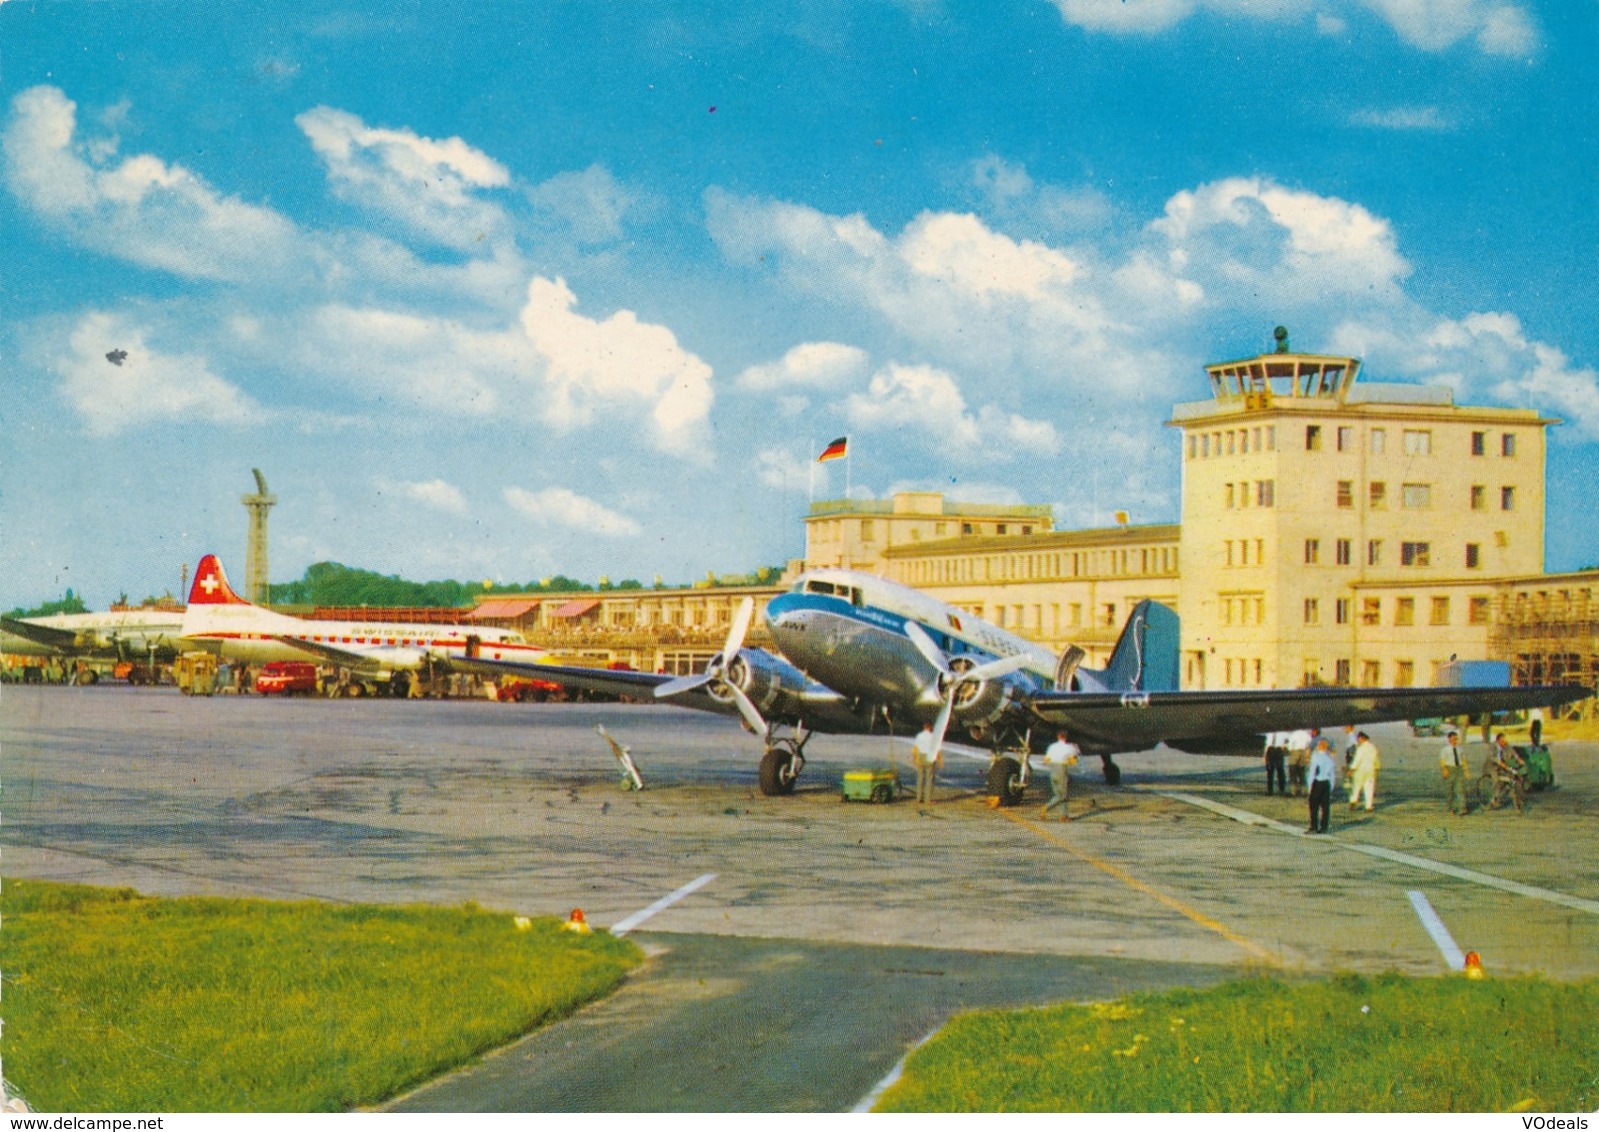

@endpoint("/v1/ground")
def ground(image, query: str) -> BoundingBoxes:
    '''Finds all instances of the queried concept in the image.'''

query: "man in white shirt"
[911,723,941,804]
[1347,731,1380,812]
[1041,729,1080,822]
[1262,731,1287,795]
[1286,728,1314,796]
[1439,729,1471,815]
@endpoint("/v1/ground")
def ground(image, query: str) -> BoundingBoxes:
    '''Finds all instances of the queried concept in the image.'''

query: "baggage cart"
[841,767,899,803]
[1520,743,1554,790]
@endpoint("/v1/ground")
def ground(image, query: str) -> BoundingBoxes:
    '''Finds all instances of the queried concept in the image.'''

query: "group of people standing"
[1264,727,1381,834]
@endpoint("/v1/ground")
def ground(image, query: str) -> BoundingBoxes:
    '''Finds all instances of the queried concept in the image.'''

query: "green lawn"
[0,879,642,1112]
[877,974,1599,1112]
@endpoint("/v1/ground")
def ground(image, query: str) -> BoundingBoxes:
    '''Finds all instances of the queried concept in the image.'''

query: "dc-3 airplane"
[1,608,186,662]
[180,554,548,679]
[449,567,1593,801]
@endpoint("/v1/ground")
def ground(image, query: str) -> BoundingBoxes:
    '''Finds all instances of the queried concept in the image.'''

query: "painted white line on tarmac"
[1407,890,1466,970]
[852,1027,940,1113]
[610,873,717,936]
[1152,789,1599,917]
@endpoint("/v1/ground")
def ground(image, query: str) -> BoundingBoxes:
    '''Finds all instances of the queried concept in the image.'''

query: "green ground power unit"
[841,767,900,803]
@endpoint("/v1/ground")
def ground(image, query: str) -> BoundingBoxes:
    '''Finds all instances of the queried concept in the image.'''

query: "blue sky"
[4,1,1598,607]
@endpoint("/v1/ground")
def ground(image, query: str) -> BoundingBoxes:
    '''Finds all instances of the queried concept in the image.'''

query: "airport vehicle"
[450,567,1593,801]
[180,555,550,679]
[255,661,319,695]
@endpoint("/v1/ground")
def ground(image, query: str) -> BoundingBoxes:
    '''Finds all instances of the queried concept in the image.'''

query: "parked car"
[256,661,319,696]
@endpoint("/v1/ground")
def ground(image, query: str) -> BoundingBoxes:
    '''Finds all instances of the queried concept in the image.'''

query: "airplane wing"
[270,635,424,673]
[446,652,754,719]
[2,616,85,653]
[1023,683,1592,753]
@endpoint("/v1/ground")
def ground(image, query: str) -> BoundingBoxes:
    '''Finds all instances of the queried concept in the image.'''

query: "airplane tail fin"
[1098,599,1180,692]
[188,554,252,606]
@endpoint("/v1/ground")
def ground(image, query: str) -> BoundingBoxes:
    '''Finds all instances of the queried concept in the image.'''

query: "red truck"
[255,661,319,695]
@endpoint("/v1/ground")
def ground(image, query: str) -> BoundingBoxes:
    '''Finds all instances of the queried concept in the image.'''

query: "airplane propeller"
[903,621,1030,759]
[654,596,768,735]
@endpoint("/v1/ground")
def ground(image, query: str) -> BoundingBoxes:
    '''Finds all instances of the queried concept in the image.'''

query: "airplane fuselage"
[764,569,1057,730]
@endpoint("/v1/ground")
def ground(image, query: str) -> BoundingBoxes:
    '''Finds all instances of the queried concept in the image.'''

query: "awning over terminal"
[470,598,541,620]
[549,598,601,619]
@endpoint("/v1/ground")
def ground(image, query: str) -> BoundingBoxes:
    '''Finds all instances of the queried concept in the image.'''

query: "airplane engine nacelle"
[708,650,811,718]
[383,648,428,670]
[946,668,1021,732]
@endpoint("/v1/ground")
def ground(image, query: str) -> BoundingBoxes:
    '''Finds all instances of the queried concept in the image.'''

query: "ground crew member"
[1262,731,1287,795]
[1286,728,1313,796]
[1306,737,1337,834]
[1440,729,1471,815]
[1041,729,1080,822]
[911,723,941,804]
[1347,731,1380,811]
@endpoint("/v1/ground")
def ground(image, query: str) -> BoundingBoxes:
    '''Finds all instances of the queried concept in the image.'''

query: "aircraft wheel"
[870,783,893,804]
[1102,756,1122,786]
[986,756,1025,806]
[759,749,799,796]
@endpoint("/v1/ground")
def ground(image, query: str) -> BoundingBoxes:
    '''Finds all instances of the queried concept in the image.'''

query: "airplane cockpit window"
[806,580,837,596]
[849,587,863,606]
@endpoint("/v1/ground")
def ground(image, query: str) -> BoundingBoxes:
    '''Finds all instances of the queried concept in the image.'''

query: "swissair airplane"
[449,567,1592,800]
[180,554,547,679]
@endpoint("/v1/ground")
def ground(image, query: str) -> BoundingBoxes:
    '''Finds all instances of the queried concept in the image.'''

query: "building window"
[1103,603,1116,626]
[1304,598,1319,625]
[1361,660,1381,686]
[1226,431,1236,455]
[1257,480,1275,507]
[1201,434,1210,458]
[1361,598,1381,626]
[1371,428,1386,455]
[1367,539,1382,566]
[1431,597,1451,625]
[1021,525,1032,536]
[1471,431,1486,456]
[1336,481,1353,508]
[1401,542,1431,567]
[1396,660,1415,687]
[1403,429,1432,456]
[1266,426,1276,451]
[1335,598,1351,625]
[1471,485,1486,510]
[1465,543,1481,569]
[1468,596,1490,625]
[1304,539,1320,565]
[1336,538,1352,566]
[1501,486,1516,510]
[1240,430,1250,454]
[861,520,875,541]
[1337,426,1354,452]
[1306,424,1322,451]
[1252,426,1262,451]
[961,522,974,535]
[1502,433,1517,457]
[1188,436,1196,460]
[1395,598,1415,626]
[996,524,1007,535]
[1225,540,1234,567]
[1225,483,1235,509]
[1370,482,1386,509]
[1334,659,1351,686]
[1402,483,1432,510]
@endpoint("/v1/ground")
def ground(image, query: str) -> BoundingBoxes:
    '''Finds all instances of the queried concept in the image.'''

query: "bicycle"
[1476,761,1527,814]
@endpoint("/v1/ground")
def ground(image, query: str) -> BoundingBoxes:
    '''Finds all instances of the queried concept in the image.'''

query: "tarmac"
[3,685,1597,1110]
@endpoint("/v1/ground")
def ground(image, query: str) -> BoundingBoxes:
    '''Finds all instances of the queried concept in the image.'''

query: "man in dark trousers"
[1306,736,1338,834]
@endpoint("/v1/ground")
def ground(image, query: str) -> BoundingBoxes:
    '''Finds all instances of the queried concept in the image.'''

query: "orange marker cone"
[1463,950,1485,979]
[563,908,592,934]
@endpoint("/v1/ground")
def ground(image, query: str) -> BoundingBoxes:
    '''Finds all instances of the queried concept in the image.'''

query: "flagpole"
[845,434,852,500]
[808,435,815,504]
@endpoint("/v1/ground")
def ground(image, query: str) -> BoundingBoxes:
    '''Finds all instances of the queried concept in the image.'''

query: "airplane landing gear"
[758,731,808,796]
[986,755,1026,806]
[1101,754,1122,786]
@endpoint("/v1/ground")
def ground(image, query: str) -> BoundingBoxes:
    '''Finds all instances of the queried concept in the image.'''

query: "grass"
[0,879,642,1112]
[876,974,1599,1112]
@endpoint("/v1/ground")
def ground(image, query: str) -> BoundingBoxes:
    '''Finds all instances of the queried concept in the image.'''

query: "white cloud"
[3,86,307,283]
[1047,0,1538,55]
[1330,311,1599,439]
[296,106,512,252]
[735,342,869,392]
[842,363,1060,460]
[754,447,812,491]
[378,477,468,514]
[503,486,642,536]
[1349,105,1451,130]
[519,276,715,458]
[971,155,1113,237]
[53,311,260,435]
[527,164,638,244]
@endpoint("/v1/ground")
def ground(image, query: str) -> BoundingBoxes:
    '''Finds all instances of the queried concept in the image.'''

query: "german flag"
[817,436,848,463]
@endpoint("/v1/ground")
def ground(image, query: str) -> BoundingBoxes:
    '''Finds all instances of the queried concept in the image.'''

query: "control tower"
[241,469,276,606]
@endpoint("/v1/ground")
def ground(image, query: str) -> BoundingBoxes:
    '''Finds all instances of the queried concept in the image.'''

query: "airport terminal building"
[466,340,1595,698]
